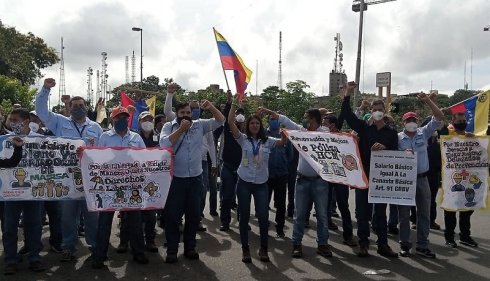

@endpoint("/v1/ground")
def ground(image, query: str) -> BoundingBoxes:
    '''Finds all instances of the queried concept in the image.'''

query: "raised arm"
[35,78,64,133]
[164,83,177,122]
[228,102,241,139]
[159,120,191,147]
[340,81,365,134]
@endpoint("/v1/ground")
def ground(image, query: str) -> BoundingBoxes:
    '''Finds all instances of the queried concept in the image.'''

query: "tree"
[280,80,315,122]
[0,75,37,112]
[449,89,481,105]
[260,86,282,111]
[0,21,59,85]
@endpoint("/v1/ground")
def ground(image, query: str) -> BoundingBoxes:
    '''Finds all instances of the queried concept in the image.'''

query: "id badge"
[153,135,159,142]
[242,158,249,166]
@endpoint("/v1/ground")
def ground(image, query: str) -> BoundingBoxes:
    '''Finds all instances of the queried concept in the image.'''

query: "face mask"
[269,119,280,130]
[371,111,384,121]
[141,121,154,132]
[71,106,87,120]
[191,108,201,120]
[176,116,192,125]
[29,122,39,132]
[302,118,309,129]
[10,122,23,135]
[235,114,245,123]
[404,122,418,132]
[453,122,467,131]
[114,118,128,132]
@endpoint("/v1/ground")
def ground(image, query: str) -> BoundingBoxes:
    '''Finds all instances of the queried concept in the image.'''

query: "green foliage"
[0,21,59,85]
[0,75,36,111]
[449,89,481,105]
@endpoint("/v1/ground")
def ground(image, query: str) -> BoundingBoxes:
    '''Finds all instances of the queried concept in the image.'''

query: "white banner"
[285,130,368,188]
[441,136,489,211]
[368,150,417,205]
[0,136,85,201]
[80,147,173,211]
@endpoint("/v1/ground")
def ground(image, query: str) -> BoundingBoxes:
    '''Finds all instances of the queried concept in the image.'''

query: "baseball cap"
[110,106,130,119]
[138,111,154,121]
[402,112,418,121]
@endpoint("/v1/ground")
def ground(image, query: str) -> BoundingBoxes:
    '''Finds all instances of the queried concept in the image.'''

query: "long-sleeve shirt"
[163,93,176,121]
[267,129,290,178]
[99,129,146,148]
[221,102,242,170]
[0,145,22,168]
[160,118,224,178]
[340,95,398,176]
[278,114,328,177]
[202,131,217,167]
[35,87,103,142]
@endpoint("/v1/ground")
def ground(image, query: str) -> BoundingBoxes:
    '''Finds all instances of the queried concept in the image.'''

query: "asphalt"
[1,194,489,281]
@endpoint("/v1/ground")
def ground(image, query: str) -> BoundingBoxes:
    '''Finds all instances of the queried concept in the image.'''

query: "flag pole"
[213,27,231,92]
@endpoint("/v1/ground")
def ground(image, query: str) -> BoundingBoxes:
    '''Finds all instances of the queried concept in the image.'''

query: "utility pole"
[87,67,93,108]
[278,31,283,91]
[59,37,66,106]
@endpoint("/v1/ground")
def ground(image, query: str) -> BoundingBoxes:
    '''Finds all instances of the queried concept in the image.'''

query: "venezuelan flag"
[213,28,252,97]
[449,90,489,136]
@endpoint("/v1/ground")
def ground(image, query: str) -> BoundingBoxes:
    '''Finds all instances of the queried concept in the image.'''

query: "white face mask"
[404,122,418,132]
[29,122,39,132]
[141,121,154,132]
[235,114,245,123]
[371,111,384,121]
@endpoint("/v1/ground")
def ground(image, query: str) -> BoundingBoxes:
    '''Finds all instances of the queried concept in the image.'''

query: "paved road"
[1,196,489,281]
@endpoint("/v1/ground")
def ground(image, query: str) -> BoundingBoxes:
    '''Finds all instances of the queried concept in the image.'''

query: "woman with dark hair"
[228,97,286,263]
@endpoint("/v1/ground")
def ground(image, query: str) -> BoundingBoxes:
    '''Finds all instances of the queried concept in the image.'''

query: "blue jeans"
[164,176,202,255]
[44,201,62,248]
[61,200,98,253]
[236,178,269,248]
[3,201,43,265]
[220,164,238,227]
[292,177,330,246]
[95,211,145,259]
[355,189,388,247]
[200,160,209,217]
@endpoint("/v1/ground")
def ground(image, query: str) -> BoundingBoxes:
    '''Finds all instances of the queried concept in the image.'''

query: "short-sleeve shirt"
[236,133,279,184]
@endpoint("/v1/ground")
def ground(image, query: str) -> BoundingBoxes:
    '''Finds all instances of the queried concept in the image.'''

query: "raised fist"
[44,78,56,89]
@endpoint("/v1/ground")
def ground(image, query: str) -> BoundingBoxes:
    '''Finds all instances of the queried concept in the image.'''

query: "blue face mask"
[269,119,280,130]
[191,108,201,120]
[114,118,128,133]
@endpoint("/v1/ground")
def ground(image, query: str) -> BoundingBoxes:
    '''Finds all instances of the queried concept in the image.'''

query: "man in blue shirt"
[160,97,224,263]
[397,93,444,258]
[92,106,148,268]
[35,78,103,262]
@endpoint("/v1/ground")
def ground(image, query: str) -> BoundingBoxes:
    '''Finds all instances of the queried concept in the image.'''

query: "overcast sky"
[1,0,490,105]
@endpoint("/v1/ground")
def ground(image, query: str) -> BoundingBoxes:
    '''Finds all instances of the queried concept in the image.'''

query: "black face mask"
[176,116,192,125]
[453,122,467,131]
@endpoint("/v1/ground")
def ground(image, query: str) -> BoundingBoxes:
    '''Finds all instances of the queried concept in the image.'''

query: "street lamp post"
[132,27,143,87]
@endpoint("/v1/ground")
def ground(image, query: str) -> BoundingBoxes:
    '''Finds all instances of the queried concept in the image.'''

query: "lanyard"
[248,138,262,156]
[72,120,87,138]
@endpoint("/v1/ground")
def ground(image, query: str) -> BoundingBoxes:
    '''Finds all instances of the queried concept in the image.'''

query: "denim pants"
[61,200,98,253]
[398,176,431,249]
[3,201,43,265]
[268,175,288,229]
[220,164,238,227]
[236,178,269,248]
[329,183,354,240]
[164,176,202,255]
[120,210,156,244]
[200,160,209,217]
[355,188,388,247]
[95,211,145,259]
[292,177,330,246]
[44,201,62,248]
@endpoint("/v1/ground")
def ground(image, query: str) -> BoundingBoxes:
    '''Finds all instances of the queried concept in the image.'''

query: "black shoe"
[145,241,158,253]
[165,254,178,264]
[92,258,105,269]
[343,238,358,247]
[60,250,76,262]
[357,245,370,257]
[29,261,46,272]
[411,223,417,230]
[328,220,339,230]
[50,244,63,253]
[377,245,398,258]
[332,211,340,218]
[3,264,17,275]
[18,245,30,255]
[210,211,219,217]
[416,247,436,258]
[116,242,129,253]
[184,250,199,260]
[459,237,478,248]
[133,254,149,264]
[399,246,411,257]
[276,228,285,238]
[242,247,251,263]
[430,222,441,230]
[292,245,302,258]
[445,240,458,248]
[219,225,230,232]
[316,245,333,258]
[388,227,399,235]
[258,247,270,262]
[197,223,207,232]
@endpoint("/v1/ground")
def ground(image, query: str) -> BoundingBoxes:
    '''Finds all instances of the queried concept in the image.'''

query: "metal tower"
[333,33,344,73]
[87,67,93,107]
[96,70,100,101]
[278,31,283,91]
[101,52,108,100]
[131,50,136,83]
[125,56,129,84]
[59,37,66,105]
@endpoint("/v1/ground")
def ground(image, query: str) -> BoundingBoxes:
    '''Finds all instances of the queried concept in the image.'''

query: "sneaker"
[60,250,76,262]
[242,247,251,263]
[197,223,207,232]
[343,238,358,247]
[357,245,369,257]
[258,247,270,262]
[219,225,230,232]
[430,222,441,230]
[116,242,129,253]
[145,241,158,253]
[276,228,285,238]
[292,245,302,258]
[28,261,46,272]
[18,245,30,255]
[399,246,411,257]
[184,249,199,260]
[328,221,339,231]
[416,248,436,258]
[445,240,458,248]
[316,245,333,258]
[459,237,478,248]
[388,227,399,235]
[377,245,398,258]
[133,254,149,264]
[165,254,178,264]
[3,264,17,275]
[50,244,62,253]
